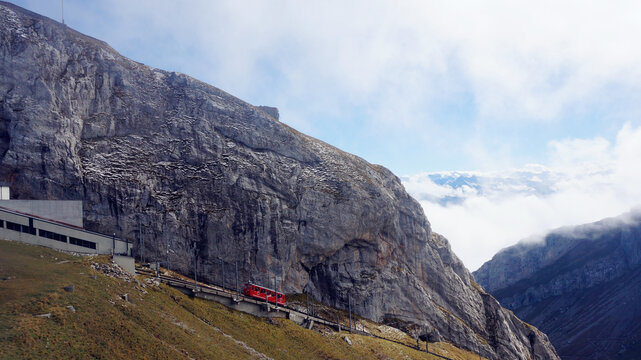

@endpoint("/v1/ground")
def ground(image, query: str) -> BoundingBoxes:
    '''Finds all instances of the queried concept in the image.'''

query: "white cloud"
[12,0,638,174]
[404,123,641,271]
[62,0,641,128]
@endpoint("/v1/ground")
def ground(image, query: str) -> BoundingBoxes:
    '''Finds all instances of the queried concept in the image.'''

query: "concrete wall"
[194,291,288,318]
[0,207,130,255]
[0,200,83,227]
[114,255,135,275]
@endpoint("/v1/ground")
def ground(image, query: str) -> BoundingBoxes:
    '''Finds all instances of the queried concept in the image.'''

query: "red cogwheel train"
[242,282,285,305]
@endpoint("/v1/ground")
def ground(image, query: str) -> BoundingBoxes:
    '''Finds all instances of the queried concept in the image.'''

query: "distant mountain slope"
[474,209,641,359]
[0,2,557,358]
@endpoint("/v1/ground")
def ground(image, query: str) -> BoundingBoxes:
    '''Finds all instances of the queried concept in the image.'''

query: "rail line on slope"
[135,267,456,359]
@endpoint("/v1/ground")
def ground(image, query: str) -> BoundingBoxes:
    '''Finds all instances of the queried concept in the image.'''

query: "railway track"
[137,268,328,319]
[135,267,455,359]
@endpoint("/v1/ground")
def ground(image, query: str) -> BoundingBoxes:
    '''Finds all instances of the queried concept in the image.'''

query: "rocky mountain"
[0,2,558,358]
[474,209,641,359]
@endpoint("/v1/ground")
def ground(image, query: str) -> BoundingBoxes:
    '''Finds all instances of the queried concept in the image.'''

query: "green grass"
[0,240,485,359]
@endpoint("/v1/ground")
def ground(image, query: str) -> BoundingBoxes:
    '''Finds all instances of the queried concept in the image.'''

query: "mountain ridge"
[0,2,557,358]
[474,209,641,359]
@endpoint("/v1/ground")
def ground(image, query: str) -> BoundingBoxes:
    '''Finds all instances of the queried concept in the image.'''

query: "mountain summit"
[0,2,557,358]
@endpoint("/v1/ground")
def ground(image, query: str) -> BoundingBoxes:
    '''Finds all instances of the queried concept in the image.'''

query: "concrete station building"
[0,186,132,257]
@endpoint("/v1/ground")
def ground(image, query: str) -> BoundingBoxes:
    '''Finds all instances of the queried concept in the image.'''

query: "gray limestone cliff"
[0,2,557,358]
[474,209,641,359]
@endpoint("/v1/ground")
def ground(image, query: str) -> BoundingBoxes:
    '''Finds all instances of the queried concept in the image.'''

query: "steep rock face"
[474,209,641,359]
[0,3,557,358]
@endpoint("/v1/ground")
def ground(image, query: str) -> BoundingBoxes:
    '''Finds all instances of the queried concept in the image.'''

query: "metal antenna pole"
[424,326,428,353]
[139,218,143,264]
[165,222,169,271]
[193,244,198,291]
[61,0,64,25]
[348,293,352,333]
[155,235,159,273]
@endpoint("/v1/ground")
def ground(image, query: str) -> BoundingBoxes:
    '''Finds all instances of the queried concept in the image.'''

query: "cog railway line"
[135,267,455,359]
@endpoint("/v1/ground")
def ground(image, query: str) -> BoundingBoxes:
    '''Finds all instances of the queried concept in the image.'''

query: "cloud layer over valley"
[403,123,641,270]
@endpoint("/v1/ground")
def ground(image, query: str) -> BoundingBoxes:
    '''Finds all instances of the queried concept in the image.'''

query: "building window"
[39,229,68,243]
[21,225,36,235]
[6,221,22,232]
[0,220,4,228]
[69,237,96,250]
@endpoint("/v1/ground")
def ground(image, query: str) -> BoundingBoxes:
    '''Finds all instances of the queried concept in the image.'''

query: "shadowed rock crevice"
[0,111,10,161]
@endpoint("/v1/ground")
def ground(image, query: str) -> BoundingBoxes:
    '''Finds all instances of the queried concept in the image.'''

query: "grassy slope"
[0,240,484,360]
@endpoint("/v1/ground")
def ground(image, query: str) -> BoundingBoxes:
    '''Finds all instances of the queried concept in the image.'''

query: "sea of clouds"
[402,123,641,271]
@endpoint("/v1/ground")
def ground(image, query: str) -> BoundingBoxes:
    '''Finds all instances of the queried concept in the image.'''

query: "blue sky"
[13,0,641,174]
[11,1,641,269]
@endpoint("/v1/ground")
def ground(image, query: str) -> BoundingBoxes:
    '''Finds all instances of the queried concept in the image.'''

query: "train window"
[260,289,265,293]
